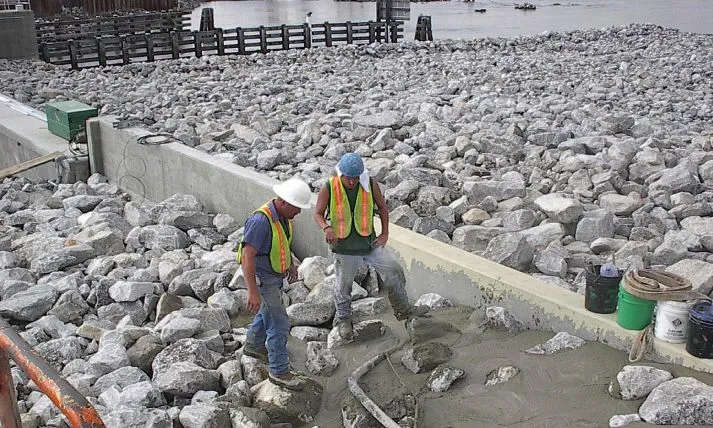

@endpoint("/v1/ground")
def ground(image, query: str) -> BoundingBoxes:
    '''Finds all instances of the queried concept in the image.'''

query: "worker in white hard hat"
[314,153,429,341]
[237,178,313,390]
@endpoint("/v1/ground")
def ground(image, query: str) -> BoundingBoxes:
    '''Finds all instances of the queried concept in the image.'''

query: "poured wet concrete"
[275,306,713,427]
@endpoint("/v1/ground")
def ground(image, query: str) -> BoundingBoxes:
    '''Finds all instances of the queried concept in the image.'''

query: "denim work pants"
[245,279,290,376]
[333,247,410,320]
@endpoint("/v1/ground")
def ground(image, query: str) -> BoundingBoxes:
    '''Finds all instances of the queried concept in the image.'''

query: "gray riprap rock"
[252,376,323,425]
[609,414,642,427]
[213,213,239,237]
[599,193,643,215]
[451,225,503,253]
[188,228,226,250]
[401,342,452,374]
[126,334,165,376]
[341,393,380,428]
[34,336,84,369]
[534,193,583,224]
[138,225,190,251]
[534,248,568,278]
[154,362,220,397]
[150,193,202,220]
[229,407,271,428]
[461,207,491,226]
[666,259,713,295]
[414,293,453,309]
[124,201,154,227]
[94,366,151,396]
[590,237,628,254]
[96,301,147,326]
[427,366,466,392]
[608,365,673,400]
[412,216,455,235]
[108,281,156,302]
[305,341,339,376]
[353,111,401,129]
[639,377,713,425]
[206,287,242,316]
[118,380,166,408]
[0,251,20,268]
[525,332,586,355]
[100,406,171,428]
[159,316,202,343]
[62,195,104,212]
[465,179,526,204]
[0,268,35,283]
[30,241,95,274]
[482,232,533,271]
[27,315,76,339]
[647,164,700,198]
[217,360,243,388]
[681,216,713,236]
[412,186,451,217]
[257,149,282,169]
[71,226,125,256]
[179,403,231,428]
[519,223,566,249]
[0,285,59,322]
[159,211,213,231]
[391,204,419,229]
[287,302,335,326]
[89,341,130,374]
[152,338,221,377]
[162,307,231,333]
[290,326,330,342]
[351,297,387,317]
[297,256,331,289]
[485,366,520,386]
[485,306,523,332]
[0,280,32,300]
[575,209,615,243]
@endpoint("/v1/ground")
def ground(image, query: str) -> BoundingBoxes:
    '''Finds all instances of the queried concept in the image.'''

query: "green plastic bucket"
[617,282,656,330]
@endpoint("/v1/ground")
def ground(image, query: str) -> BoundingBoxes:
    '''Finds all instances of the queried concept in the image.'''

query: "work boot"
[242,344,269,364]
[269,371,306,390]
[334,317,354,340]
[394,305,430,321]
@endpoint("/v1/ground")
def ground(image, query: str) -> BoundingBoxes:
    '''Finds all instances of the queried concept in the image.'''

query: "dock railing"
[37,20,403,69]
[0,0,31,11]
[0,318,105,428]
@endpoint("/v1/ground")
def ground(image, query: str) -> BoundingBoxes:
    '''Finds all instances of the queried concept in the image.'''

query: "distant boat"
[474,8,486,12]
[514,3,536,10]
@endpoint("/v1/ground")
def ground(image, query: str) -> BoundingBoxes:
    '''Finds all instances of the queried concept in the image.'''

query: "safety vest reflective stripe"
[329,176,373,239]
[237,202,292,274]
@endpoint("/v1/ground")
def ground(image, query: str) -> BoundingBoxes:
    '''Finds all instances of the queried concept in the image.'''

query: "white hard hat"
[273,178,313,209]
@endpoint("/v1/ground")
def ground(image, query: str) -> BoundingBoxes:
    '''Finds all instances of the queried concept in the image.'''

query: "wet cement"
[276,305,713,428]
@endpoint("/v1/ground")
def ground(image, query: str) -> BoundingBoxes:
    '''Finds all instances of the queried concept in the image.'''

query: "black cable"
[136,133,178,145]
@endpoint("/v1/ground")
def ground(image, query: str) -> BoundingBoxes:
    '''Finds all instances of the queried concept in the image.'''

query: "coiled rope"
[624,269,711,363]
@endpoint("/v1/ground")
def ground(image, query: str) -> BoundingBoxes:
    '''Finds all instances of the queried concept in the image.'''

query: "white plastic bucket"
[654,300,693,344]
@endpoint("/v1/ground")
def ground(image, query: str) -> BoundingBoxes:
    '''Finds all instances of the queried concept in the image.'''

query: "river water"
[190,0,713,40]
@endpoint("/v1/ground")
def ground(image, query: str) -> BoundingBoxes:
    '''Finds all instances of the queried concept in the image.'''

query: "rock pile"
[2,24,713,293]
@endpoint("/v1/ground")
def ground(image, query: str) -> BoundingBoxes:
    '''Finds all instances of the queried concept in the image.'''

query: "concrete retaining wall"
[0,10,38,60]
[0,98,67,181]
[81,115,713,374]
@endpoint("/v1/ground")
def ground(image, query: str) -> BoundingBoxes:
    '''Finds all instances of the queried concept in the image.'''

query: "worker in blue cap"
[314,153,429,340]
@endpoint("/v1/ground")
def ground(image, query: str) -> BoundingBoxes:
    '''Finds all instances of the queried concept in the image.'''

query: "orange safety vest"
[328,176,374,239]
[237,202,292,273]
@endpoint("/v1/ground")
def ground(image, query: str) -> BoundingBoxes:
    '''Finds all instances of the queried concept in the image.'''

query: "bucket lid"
[690,301,713,323]
[658,300,693,309]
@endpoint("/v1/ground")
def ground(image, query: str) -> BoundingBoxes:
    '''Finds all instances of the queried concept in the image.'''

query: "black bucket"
[584,264,622,314]
[686,301,713,359]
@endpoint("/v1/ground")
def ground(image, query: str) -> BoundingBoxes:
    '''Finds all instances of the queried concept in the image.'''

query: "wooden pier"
[38,21,404,69]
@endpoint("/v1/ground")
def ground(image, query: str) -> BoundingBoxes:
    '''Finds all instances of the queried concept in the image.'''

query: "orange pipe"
[0,349,22,428]
[0,320,105,428]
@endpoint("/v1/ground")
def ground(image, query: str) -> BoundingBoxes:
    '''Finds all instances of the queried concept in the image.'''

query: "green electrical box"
[46,101,98,141]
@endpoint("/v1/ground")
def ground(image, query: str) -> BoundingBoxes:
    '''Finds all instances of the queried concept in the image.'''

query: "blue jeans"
[333,247,410,320]
[245,278,290,376]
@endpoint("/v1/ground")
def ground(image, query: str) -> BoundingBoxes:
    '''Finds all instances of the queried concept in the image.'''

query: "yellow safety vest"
[237,202,292,274]
[329,176,374,239]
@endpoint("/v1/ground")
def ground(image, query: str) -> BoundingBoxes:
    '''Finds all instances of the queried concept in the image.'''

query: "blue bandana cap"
[337,153,364,177]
